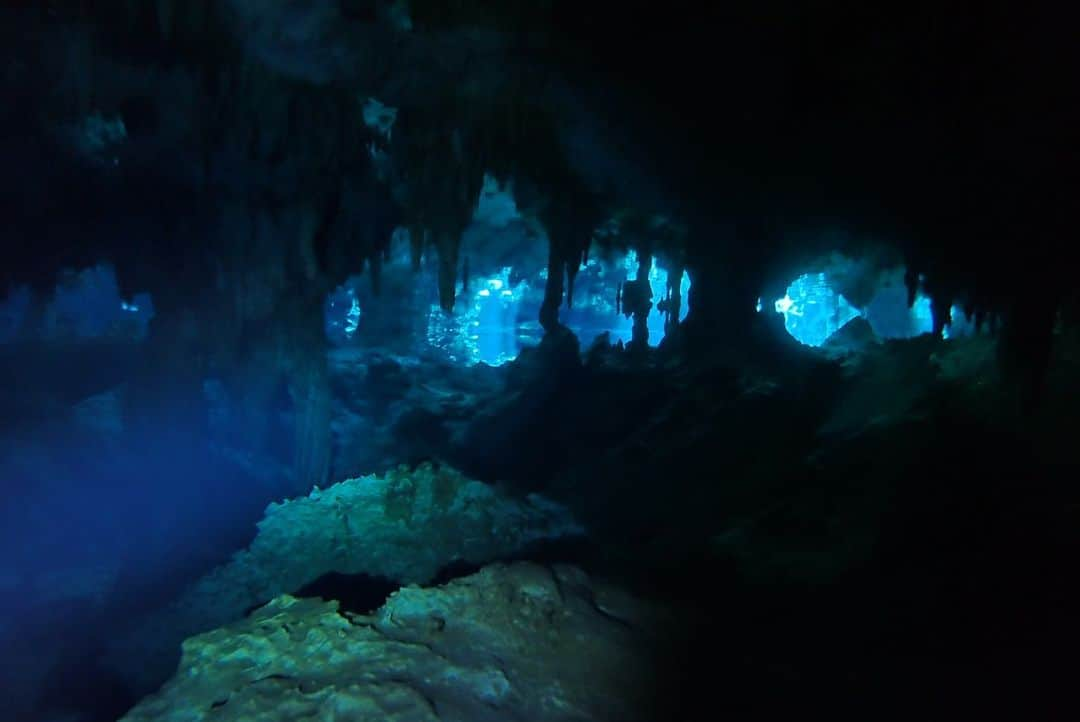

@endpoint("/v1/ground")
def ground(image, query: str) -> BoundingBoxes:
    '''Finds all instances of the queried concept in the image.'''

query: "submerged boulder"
[120,563,663,722]
[105,463,584,694]
[222,461,583,589]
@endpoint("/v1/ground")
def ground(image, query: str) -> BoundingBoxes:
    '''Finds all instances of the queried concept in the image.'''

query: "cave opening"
[772,266,984,348]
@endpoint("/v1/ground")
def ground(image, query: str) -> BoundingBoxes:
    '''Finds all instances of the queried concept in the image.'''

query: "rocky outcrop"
[224,462,583,589]
[104,463,584,692]
[121,562,664,722]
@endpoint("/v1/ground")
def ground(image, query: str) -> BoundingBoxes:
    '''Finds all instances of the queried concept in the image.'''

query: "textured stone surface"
[104,463,584,691]
[222,462,583,590]
[121,563,662,722]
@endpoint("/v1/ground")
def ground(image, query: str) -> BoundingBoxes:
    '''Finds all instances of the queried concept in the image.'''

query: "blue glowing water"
[325,283,363,345]
[943,306,977,339]
[774,269,977,346]
[325,244,693,366]
[774,272,860,347]
[422,253,692,366]
[862,282,934,339]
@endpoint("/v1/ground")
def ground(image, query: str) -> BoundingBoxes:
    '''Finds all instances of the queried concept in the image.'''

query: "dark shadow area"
[290,572,402,616]
[428,536,598,588]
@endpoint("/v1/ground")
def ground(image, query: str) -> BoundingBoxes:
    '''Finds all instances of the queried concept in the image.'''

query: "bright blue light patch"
[471,269,530,366]
[771,265,981,347]
[425,252,692,366]
[943,305,977,339]
[345,298,361,336]
[830,267,982,340]
[774,273,860,347]
[641,255,691,344]
[426,268,532,366]
[474,175,520,228]
[567,250,690,347]
[911,295,934,334]
[325,283,362,344]
[863,281,935,339]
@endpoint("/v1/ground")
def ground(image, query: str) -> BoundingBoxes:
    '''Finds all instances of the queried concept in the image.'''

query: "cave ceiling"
[1,0,1075,374]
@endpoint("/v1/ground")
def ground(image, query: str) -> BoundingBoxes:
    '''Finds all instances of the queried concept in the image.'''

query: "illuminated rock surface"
[105,463,583,692]
[120,563,662,722]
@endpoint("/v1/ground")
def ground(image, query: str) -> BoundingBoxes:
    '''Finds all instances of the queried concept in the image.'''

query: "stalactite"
[566,260,577,308]
[535,184,598,331]
[930,294,953,337]
[904,266,920,308]
[391,102,485,311]
[664,262,685,333]
[630,249,653,348]
[409,226,425,271]
[436,232,460,312]
[540,227,590,328]
[539,243,565,332]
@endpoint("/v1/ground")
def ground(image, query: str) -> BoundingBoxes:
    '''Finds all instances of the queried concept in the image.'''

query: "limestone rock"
[121,563,661,722]
[105,463,584,692]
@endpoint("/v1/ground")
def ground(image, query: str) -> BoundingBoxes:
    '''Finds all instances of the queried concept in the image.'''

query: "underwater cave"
[2,2,1078,721]
[771,267,981,348]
